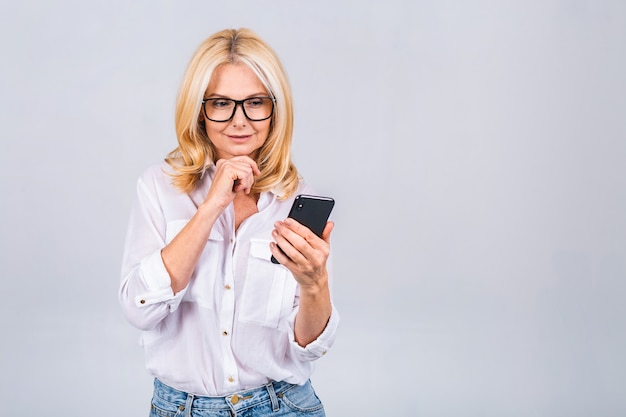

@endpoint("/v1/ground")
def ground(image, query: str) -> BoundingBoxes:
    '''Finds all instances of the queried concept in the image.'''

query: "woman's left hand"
[270,218,334,290]
[271,218,334,346]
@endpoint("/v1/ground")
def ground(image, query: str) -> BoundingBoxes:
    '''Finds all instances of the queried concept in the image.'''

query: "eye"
[246,98,265,108]
[210,99,231,108]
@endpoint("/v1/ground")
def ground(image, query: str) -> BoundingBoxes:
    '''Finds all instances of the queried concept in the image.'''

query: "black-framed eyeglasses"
[201,97,275,122]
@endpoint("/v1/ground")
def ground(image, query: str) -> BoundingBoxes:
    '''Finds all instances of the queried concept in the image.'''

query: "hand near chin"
[204,156,261,210]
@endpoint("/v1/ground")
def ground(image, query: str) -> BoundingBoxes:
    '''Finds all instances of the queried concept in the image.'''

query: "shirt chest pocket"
[239,238,298,328]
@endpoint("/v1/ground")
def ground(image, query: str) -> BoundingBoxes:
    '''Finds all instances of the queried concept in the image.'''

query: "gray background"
[1,1,625,416]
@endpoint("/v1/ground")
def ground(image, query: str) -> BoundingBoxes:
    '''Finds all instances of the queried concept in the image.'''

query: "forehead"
[206,63,267,97]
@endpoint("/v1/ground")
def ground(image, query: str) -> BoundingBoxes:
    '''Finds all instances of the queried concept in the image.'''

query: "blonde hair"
[166,28,299,198]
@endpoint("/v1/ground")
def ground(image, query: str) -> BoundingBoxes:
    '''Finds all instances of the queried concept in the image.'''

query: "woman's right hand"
[203,156,261,211]
[161,156,260,294]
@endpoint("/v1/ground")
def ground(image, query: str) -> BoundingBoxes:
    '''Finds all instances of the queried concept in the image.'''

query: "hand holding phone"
[271,194,335,264]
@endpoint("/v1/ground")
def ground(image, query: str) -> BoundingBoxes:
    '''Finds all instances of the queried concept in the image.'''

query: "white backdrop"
[1,1,625,416]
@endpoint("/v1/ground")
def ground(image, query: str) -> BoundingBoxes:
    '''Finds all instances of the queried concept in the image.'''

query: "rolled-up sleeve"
[286,303,340,362]
[119,171,185,331]
[134,250,186,309]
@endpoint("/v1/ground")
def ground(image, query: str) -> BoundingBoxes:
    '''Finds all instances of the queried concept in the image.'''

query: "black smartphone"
[271,194,335,264]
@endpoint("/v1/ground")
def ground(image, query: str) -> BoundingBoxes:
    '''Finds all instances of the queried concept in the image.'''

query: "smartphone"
[271,194,335,264]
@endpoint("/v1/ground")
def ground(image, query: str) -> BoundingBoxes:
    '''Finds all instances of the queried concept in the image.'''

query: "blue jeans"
[149,378,326,417]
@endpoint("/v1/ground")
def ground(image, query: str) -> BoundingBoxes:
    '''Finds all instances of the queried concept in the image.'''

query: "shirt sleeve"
[286,303,340,362]
[134,250,187,308]
[118,171,186,331]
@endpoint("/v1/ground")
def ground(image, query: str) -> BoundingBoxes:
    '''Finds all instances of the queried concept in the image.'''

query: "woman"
[119,28,339,416]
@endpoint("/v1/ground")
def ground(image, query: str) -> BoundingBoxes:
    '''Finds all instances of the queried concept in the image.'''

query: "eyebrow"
[204,92,269,99]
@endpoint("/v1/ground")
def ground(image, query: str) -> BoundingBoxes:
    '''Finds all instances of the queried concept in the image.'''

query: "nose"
[231,102,247,126]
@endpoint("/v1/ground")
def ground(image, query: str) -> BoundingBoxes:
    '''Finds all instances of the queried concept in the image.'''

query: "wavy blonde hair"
[166,28,299,199]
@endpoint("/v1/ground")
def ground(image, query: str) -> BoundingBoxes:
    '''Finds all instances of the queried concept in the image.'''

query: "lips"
[228,134,253,142]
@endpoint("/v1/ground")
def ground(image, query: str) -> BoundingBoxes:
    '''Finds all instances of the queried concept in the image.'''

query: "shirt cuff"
[134,250,186,311]
[288,303,340,361]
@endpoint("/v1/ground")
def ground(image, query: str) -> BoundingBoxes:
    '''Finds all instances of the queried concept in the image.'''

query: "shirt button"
[140,299,146,304]
[222,331,228,336]
[228,376,235,383]
[225,284,231,290]
[230,238,234,244]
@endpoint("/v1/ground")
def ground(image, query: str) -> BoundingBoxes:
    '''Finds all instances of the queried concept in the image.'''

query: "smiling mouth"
[228,134,253,141]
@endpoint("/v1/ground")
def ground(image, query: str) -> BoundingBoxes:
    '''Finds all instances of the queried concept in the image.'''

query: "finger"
[321,221,334,244]
[282,218,324,249]
[216,161,255,194]
[234,162,257,189]
[237,170,255,194]
[229,156,261,176]
[272,224,308,264]
[274,220,325,264]
[249,161,261,176]
[233,179,252,194]
[269,241,293,266]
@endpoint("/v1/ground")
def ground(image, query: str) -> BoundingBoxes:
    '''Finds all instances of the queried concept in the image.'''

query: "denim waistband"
[152,378,300,413]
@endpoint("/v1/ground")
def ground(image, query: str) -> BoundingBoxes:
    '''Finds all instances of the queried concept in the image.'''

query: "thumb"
[321,221,334,243]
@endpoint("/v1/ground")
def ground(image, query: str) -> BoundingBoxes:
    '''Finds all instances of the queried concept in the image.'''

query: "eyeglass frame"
[201,96,276,122]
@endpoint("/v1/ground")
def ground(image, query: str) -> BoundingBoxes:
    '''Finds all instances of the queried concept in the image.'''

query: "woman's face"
[202,63,272,161]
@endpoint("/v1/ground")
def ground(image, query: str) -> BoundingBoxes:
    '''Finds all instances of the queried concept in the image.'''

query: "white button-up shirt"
[119,161,339,396]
